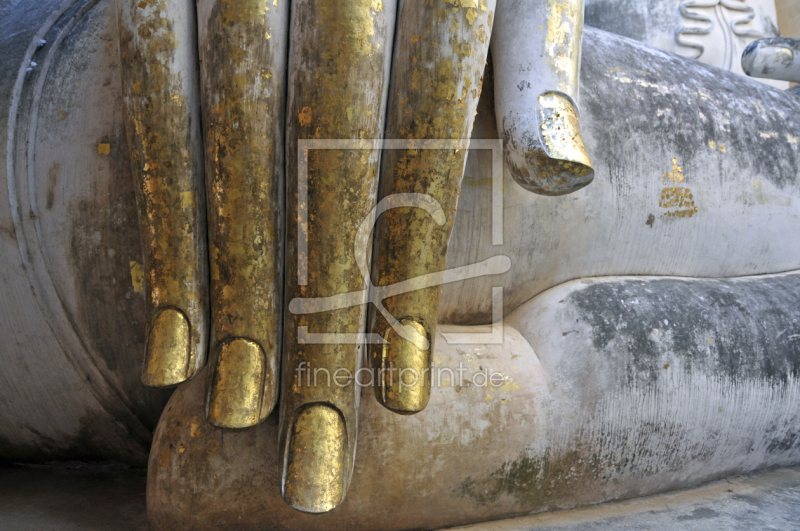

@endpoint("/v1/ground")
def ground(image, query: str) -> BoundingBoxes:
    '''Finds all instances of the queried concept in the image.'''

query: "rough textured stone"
[148,270,800,530]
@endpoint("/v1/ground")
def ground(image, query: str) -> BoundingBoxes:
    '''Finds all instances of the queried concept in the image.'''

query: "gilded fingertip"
[282,403,346,513]
[142,307,191,387]
[206,338,271,429]
[377,318,431,415]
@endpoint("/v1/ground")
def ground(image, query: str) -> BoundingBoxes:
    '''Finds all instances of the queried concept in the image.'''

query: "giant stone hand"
[116,0,592,513]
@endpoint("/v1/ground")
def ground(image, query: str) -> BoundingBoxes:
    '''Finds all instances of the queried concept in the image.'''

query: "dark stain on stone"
[66,80,170,432]
[586,1,649,43]
[46,162,59,210]
[766,430,800,453]
[732,493,767,508]
[567,276,800,384]
[646,213,654,227]
[0,411,148,466]
[0,225,16,242]
[677,507,720,521]
[457,449,605,508]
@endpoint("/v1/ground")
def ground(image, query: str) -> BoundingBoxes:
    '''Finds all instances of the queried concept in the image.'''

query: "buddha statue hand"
[115,0,592,514]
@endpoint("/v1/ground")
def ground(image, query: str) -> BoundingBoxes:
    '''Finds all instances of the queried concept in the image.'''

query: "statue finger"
[197,0,289,430]
[742,38,800,84]
[279,0,397,514]
[117,0,209,387]
[491,0,594,195]
[366,0,495,414]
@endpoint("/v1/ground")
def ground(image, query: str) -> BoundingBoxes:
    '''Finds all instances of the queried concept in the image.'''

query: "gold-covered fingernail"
[143,308,190,387]
[206,338,268,429]
[537,92,594,191]
[283,404,346,514]
[492,0,592,197]
[378,319,431,414]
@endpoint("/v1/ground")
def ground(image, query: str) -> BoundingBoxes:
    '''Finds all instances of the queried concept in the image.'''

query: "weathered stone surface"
[148,271,800,530]
[2,0,799,475]
[442,26,800,324]
[584,0,785,88]
[0,0,170,465]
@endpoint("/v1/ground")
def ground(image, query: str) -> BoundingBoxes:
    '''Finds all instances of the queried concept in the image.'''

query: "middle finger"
[279,0,398,514]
